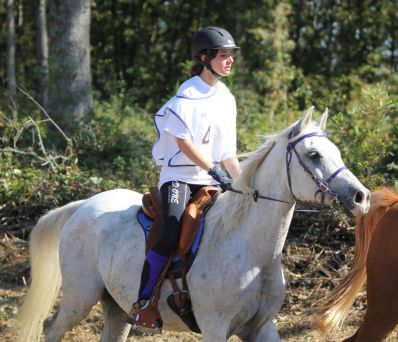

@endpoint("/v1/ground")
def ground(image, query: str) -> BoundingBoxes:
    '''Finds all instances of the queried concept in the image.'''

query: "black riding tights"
[151,181,206,257]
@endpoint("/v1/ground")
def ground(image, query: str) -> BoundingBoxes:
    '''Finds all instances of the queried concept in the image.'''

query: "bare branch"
[0,146,43,159]
[0,111,12,124]
[28,117,47,156]
[16,84,72,144]
[0,145,66,170]
[1,88,73,171]
[8,96,18,120]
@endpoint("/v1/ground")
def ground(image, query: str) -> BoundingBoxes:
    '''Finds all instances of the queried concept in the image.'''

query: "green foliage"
[248,2,297,117]
[0,95,160,223]
[0,154,132,227]
[329,84,398,189]
[76,96,158,190]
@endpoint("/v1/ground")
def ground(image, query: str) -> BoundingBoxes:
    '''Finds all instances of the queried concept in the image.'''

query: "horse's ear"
[291,106,314,137]
[317,108,328,130]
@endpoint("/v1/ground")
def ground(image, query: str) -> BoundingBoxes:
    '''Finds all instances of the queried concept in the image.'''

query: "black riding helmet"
[191,26,240,78]
[191,26,240,59]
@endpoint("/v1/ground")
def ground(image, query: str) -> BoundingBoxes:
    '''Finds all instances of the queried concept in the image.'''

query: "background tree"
[246,1,296,121]
[6,0,16,97]
[35,0,48,108]
[47,0,92,131]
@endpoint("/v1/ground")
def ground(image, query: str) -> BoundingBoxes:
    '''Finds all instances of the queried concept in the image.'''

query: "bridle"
[231,130,347,205]
[286,131,347,204]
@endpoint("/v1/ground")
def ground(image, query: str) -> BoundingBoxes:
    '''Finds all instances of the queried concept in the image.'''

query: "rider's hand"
[208,166,232,192]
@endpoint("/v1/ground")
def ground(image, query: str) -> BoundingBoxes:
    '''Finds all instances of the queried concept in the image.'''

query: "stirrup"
[128,299,163,334]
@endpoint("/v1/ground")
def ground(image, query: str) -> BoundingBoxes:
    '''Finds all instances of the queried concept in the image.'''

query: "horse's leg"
[99,290,130,342]
[44,265,104,342]
[350,306,398,342]
[351,211,398,342]
[241,262,284,342]
[197,315,228,342]
[242,320,280,342]
[44,288,102,342]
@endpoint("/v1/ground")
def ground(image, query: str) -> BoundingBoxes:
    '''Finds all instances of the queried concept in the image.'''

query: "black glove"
[208,166,232,192]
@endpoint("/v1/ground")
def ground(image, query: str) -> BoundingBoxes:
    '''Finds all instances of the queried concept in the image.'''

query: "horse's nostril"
[355,191,364,204]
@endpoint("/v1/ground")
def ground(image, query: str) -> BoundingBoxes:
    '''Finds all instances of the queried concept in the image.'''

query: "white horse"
[16,107,370,342]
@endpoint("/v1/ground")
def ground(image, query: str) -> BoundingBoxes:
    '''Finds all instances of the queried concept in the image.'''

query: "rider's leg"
[134,181,191,306]
[135,249,169,303]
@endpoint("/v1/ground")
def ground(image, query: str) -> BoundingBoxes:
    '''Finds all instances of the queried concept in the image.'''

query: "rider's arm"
[178,137,235,191]
[177,138,241,178]
[177,138,214,171]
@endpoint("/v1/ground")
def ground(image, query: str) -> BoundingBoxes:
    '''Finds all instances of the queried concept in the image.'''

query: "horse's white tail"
[15,199,85,342]
[316,187,398,337]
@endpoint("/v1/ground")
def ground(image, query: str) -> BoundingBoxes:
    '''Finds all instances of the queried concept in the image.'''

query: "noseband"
[286,131,347,203]
[231,130,347,205]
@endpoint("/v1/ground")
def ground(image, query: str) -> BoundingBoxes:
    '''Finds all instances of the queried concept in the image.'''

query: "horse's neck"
[246,158,295,259]
[205,154,295,265]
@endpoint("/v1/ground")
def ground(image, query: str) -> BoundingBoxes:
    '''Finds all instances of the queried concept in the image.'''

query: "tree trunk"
[17,0,23,27]
[6,0,16,97]
[35,0,49,108]
[48,0,93,130]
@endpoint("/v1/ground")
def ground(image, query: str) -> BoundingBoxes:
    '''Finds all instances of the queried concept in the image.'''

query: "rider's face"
[210,49,234,77]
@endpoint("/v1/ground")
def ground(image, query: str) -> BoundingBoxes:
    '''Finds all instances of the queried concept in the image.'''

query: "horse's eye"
[308,151,320,160]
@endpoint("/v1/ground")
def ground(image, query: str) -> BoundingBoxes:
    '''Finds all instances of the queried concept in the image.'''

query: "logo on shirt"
[202,126,211,144]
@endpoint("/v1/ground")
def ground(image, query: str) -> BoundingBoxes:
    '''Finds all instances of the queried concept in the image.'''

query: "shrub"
[329,83,397,189]
[76,95,159,190]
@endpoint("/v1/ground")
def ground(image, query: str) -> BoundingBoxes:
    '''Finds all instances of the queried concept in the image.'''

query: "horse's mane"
[205,122,297,236]
[316,187,398,336]
[368,187,398,211]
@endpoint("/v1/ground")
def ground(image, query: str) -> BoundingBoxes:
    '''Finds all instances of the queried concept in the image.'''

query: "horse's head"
[285,106,370,216]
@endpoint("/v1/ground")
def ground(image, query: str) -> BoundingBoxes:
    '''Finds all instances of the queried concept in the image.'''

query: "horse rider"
[130,26,241,332]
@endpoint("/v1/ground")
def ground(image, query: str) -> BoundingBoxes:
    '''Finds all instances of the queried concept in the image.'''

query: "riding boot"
[129,249,169,333]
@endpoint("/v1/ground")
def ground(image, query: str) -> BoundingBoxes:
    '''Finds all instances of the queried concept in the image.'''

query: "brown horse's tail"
[316,187,398,337]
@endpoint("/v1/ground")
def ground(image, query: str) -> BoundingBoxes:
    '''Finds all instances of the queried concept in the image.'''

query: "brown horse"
[316,187,398,342]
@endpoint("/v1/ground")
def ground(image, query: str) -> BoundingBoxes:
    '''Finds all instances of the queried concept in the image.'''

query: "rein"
[231,130,347,205]
[229,187,295,204]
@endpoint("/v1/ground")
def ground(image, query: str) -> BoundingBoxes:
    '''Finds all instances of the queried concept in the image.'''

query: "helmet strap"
[201,60,223,79]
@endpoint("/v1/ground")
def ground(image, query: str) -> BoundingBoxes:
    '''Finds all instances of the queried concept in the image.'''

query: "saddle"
[135,185,219,333]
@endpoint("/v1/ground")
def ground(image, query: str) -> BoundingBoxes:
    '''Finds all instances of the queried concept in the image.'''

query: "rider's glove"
[208,166,232,192]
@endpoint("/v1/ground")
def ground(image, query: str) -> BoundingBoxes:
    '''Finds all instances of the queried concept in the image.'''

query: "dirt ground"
[0,208,397,342]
